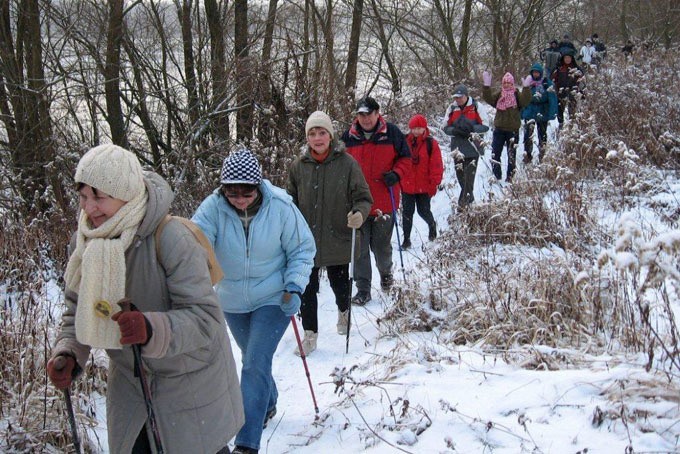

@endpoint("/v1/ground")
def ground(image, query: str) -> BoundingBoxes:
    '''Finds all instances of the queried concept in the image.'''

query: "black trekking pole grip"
[117,298,164,453]
[54,355,82,454]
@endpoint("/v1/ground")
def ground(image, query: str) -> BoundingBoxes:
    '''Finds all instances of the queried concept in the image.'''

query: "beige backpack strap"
[173,218,225,285]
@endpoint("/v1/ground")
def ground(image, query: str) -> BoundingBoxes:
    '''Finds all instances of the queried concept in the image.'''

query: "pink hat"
[502,72,515,84]
[408,114,428,129]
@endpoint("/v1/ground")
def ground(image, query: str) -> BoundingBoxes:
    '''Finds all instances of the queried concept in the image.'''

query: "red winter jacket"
[401,130,444,197]
[341,115,411,216]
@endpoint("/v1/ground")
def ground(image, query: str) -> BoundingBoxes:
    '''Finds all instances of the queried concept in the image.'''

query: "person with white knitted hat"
[287,111,372,356]
[193,148,316,454]
[47,144,244,453]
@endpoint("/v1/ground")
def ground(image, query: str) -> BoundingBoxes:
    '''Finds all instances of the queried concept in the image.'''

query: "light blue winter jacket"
[192,179,315,314]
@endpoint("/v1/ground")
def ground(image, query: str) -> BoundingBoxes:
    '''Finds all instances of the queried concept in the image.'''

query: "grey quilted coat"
[51,172,244,453]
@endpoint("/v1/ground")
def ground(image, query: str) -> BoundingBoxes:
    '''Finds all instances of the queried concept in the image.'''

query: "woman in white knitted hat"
[47,144,244,453]
[287,111,372,356]
[192,149,316,454]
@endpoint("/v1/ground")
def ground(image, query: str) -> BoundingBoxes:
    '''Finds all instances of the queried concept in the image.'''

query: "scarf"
[64,189,148,349]
[496,86,517,111]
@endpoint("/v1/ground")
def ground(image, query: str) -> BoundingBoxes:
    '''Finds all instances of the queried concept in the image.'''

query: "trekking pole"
[118,298,164,454]
[388,186,406,282]
[345,227,357,354]
[290,315,319,416]
[54,355,82,454]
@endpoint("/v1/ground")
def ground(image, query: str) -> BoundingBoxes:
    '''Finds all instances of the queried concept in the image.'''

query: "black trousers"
[523,120,548,159]
[454,157,478,207]
[402,193,436,239]
[300,265,350,332]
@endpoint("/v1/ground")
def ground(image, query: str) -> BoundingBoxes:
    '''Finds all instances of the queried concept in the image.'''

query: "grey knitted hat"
[220,150,262,185]
[74,144,145,201]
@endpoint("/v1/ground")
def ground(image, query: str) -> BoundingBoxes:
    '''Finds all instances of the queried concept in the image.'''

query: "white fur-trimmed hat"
[220,149,262,185]
[305,111,335,139]
[75,144,145,202]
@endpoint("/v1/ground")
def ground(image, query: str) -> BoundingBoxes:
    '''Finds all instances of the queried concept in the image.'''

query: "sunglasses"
[223,187,257,199]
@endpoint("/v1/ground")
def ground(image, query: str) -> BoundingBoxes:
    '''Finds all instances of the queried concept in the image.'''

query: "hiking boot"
[232,447,258,454]
[263,406,277,428]
[351,291,371,306]
[380,273,394,291]
[401,238,411,250]
[294,330,317,356]
[337,309,349,335]
[428,223,437,241]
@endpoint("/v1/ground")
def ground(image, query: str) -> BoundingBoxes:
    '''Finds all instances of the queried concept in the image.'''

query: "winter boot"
[337,309,349,335]
[428,223,437,241]
[263,406,277,428]
[401,237,411,250]
[380,273,394,291]
[294,330,317,356]
[351,291,371,306]
[232,447,258,454]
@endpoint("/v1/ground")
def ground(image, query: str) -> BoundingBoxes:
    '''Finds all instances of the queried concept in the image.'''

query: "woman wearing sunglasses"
[192,149,315,454]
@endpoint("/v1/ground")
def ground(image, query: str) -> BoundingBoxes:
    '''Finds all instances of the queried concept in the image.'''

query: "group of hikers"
[44,36,594,452]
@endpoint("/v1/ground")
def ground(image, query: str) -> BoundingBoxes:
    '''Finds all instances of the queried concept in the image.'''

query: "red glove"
[47,354,76,390]
[111,311,151,345]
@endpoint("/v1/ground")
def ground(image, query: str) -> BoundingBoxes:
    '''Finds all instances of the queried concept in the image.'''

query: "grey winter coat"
[287,142,373,267]
[52,172,244,454]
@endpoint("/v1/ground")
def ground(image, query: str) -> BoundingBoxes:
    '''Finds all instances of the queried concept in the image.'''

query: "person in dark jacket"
[400,114,444,249]
[521,63,558,163]
[482,71,532,183]
[287,111,373,355]
[341,96,411,305]
[443,84,488,209]
[551,50,583,127]
[47,144,244,454]
[541,40,561,75]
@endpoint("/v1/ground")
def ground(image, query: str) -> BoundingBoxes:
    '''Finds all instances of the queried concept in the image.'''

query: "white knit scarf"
[64,190,148,349]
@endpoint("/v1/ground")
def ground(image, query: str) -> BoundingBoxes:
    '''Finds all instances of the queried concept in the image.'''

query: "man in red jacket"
[341,97,411,305]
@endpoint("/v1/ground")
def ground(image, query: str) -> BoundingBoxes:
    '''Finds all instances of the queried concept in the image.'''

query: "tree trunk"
[234,0,253,142]
[344,0,363,107]
[204,0,229,142]
[104,0,129,148]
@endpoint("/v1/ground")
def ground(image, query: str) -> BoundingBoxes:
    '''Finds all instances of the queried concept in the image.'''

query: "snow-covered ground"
[84,107,679,453]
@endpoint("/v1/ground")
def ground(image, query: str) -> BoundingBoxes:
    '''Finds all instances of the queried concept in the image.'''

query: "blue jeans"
[225,306,290,451]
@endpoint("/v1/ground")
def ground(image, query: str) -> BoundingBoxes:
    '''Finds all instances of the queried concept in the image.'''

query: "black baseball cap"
[356,97,380,114]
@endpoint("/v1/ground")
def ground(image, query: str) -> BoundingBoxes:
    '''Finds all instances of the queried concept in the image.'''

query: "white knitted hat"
[75,144,145,202]
[220,150,263,185]
[305,111,335,139]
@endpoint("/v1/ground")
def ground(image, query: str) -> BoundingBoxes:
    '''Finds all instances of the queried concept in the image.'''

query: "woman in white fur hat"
[47,144,244,453]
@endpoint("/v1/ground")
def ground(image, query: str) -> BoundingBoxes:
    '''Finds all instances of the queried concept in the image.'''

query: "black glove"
[382,171,400,187]
[452,118,474,138]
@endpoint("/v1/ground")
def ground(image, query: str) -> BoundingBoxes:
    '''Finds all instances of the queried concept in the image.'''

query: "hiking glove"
[347,211,364,229]
[382,171,400,187]
[482,71,492,87]
[112,310,152,345]
[47,354,76,390]
[522,75,533,87]
[281,292,301,317]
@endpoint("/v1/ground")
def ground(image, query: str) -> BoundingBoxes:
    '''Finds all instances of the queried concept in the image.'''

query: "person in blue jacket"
[521,62,558,163]
[193,149,315,454]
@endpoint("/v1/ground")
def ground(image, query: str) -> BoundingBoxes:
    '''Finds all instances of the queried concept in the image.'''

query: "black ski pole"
[54,355,83,454]
[388,186,406,282]
[345,227,357,354]
[290,315,319,416]
[118,298,164,453]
